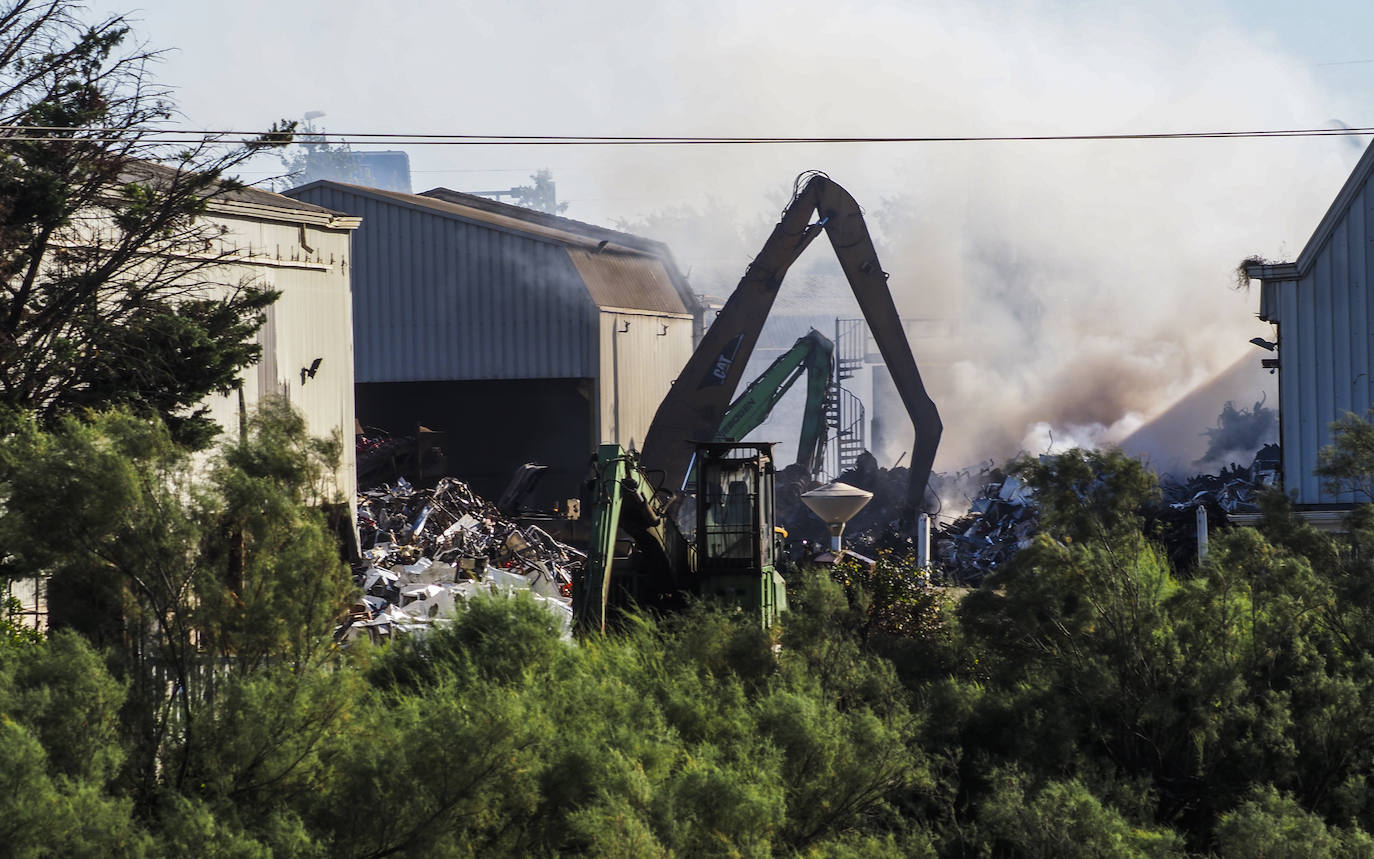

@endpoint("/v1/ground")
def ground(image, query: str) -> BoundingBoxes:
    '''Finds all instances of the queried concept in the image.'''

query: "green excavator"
[574,173,942,633]
[575,331,828,634]
[714,328,833,480]
[578,441,785,634]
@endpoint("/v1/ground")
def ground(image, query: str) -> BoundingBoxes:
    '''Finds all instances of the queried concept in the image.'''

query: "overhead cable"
[1,124,1374,146]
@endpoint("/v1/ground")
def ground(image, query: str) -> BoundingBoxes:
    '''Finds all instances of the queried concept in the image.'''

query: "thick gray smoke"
[103,0,1364,474]
[588,0,1361,471]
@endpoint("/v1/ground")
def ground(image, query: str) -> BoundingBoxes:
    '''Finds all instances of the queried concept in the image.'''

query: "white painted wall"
[197,206,358,505]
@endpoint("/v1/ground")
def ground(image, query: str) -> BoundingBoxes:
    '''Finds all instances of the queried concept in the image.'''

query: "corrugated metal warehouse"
[283,181,699,505]
[1247,139,1374,508]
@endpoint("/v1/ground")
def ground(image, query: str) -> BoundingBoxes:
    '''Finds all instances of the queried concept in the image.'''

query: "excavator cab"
[693,442,787,626]
[575,440,787,633]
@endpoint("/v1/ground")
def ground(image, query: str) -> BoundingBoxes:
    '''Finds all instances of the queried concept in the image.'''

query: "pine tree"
[0,0,293,447]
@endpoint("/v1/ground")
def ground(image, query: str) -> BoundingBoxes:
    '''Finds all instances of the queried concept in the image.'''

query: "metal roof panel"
[567,248,688,315]
[287,180,696,316]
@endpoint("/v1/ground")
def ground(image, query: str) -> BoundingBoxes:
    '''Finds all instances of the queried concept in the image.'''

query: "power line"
[2,124,1374,146]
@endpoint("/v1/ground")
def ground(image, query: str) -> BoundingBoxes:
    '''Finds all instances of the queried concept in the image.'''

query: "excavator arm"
[640,172,942,515]
[715,328,833,477]
[575,443,692,633]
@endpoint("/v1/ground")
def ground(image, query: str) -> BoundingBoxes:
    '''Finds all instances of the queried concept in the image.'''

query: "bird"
[300,357,323,384]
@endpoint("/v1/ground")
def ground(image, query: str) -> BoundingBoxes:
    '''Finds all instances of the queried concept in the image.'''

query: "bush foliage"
[12,420,1374,855]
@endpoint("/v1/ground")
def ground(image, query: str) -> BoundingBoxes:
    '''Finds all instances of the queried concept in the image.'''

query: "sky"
[81,0,1374,474]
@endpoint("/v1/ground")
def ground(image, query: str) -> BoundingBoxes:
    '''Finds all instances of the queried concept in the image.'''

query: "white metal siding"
[197,213,357,504]
[598,310,694,448]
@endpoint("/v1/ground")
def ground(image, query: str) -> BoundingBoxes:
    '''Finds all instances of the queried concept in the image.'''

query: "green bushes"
[18,412,1374,854]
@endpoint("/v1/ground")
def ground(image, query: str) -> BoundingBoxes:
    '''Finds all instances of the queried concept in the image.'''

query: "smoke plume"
[579,0,1359,471]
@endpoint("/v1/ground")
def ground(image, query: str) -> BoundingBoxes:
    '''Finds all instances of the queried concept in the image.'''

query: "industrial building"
[6,180,361,630]
[1247,138,1374,510]
[283,181,699,506]
[196,184,361,503]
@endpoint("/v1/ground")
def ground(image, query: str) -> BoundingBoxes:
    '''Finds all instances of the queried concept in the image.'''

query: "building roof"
[418,186,679,258]
[567,247,688,316]
[216,181,342,215]
[121,160,358,228]
[285,180,696,316]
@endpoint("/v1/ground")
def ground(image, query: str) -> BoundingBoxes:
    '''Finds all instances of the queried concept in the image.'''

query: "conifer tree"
[0,0,292,447]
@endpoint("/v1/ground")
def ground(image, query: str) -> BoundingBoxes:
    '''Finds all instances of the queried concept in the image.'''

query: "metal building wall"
[196,212,358,504]
[1261,180,1374,505]
[287,184,600,383]
[597,309,694,449]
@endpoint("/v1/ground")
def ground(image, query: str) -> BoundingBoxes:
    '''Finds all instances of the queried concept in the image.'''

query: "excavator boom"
[715,328,833,477]
[640,172,942,515]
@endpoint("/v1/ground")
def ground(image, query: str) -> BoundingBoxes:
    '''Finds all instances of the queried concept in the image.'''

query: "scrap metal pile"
[931,471,1037,585]
[930,445,1281,582]
[1160,443,1279,515]
[339,476,581,643]
[777,444,1282,585]
[1149,443,1280,570]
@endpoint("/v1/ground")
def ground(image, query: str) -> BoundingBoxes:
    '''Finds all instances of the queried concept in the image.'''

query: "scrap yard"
[338,169,1291,636]
[16,1,1374,853]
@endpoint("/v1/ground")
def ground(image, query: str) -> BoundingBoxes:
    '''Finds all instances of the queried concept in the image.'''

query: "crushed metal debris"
[776,445,1282,585]
[1160,443,1279,515]
[339,476,580,643]
[931,472,1038,584]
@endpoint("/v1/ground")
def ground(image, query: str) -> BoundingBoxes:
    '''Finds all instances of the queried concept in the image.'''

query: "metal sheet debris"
[932,473,1039,584]
[339,475,578,643]
[1160,443,1278,515]
[775,444,1282,585]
